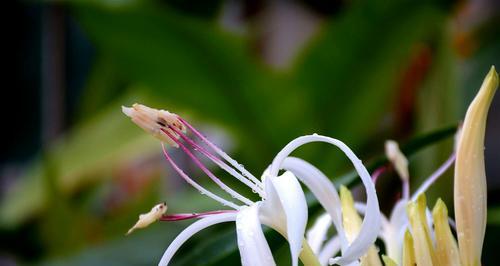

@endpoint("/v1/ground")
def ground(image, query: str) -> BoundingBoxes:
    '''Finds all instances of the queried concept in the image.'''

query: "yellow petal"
[340,186,383,266]
[432,199,461,266]
[381,255,397,266]
[406,194,436,265]
[454,66,498,266]
[402,230,416,266]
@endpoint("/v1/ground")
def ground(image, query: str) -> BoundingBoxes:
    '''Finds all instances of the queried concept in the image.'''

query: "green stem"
[299,239,321,266]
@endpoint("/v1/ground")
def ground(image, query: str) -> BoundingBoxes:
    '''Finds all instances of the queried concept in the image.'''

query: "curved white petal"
[307,213,333,254]
[354,202,390,229]
[272,135,381,266]
[261,171,308,266]
[382,200,408,263]
[236,204,276,266]
[281,157,347,249]
[158,212,237,266]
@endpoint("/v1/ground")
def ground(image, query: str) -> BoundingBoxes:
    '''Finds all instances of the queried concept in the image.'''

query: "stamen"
[161,129,254,205]
[178,117,263,188]
[371,165,389,184]
[160,210,237,221]
[402,179,410,201]
[167,126,265,196]
[412,153,456,200]
[122,104,186,147]
[385,140,410,200]
[161,143,241,210]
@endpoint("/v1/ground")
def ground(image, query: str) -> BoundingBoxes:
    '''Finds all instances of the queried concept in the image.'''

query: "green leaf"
[72,4,314,169]
[0,93,159,228]
[292,2,446,172]
[487,207,500,225]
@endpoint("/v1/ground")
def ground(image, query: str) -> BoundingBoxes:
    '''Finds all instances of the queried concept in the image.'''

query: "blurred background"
[3,0,500,265]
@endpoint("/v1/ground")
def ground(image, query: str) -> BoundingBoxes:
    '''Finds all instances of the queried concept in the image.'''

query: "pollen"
[122,103,186,147]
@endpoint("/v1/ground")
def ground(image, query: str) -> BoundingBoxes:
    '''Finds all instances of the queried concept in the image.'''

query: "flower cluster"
[123,67,497,266]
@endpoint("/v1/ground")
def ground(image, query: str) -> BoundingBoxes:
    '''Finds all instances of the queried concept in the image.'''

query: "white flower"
[306,66,498,266]
[122,104,382,266]
[306,137,456,265]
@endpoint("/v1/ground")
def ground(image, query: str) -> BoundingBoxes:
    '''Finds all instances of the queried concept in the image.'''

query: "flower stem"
[300,239,321,266]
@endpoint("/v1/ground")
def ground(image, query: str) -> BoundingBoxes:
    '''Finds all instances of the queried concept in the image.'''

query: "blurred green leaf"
[73,3,308,171]
[487,207,500,225]
[294,2,445,151]
[0,94,159,227]
[77,56,128,121]
[413,26,458,205]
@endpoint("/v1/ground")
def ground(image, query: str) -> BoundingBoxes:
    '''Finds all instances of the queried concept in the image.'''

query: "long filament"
[167,126,264,196]
[371,165,388,184]
[402,179,410,201]
[178,117,263,188]
[162,129,254,205]
[412,153,456,200]
[160,210,237,221]
[161,143,240,209]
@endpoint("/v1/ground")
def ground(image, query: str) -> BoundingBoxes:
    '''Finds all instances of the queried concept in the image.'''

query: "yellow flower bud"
[406,194,436,265]
[432,199,461,266]
[454,66,498,266]
[340,186,382,266]
[402,230,416,266]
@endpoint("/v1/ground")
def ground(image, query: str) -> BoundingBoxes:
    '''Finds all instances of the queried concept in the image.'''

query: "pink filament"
[167,126,223,165]
[161,128,253,205]
[371,165,388,184]
[161,143,240,209]
[160,210,237,221]
[167,125,264,195]
[177,117,262,187]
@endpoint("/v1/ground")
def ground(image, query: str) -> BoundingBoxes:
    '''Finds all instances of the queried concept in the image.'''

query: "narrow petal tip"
[122,105,133,117]
[432,198,447,218]
[488,65,497,78]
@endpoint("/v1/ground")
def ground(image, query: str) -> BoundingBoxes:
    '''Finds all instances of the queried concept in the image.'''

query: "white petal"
[381,200,408,263]
[319,236,341,266]
[236,204,276,266]
[158,212,237,266]
[259,172,286,229]
[269,135,381,265]
[261,171,308,266]
[354,202,390,230]
[280,157,348,250]
[307,213,333,254]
